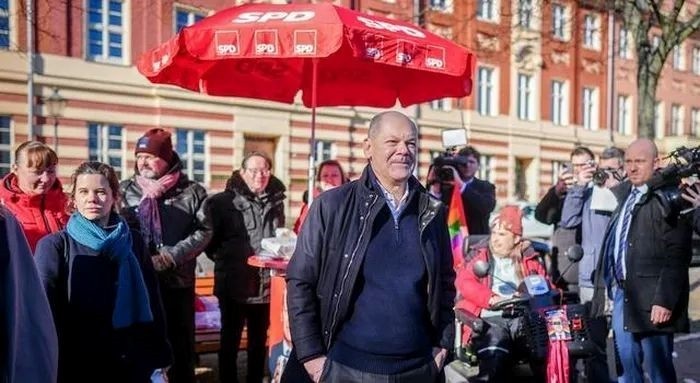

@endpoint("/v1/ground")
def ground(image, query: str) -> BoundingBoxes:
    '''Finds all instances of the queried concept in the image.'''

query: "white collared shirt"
[613,184,648,278]
[376,181,410,223]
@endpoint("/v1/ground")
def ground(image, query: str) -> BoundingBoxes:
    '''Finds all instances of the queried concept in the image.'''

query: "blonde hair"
[15,141,58,170]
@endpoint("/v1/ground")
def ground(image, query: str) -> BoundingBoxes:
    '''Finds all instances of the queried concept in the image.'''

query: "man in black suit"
[429,146,496,235]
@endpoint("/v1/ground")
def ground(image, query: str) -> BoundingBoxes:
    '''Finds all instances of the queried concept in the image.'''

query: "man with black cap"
[120,128,212,383]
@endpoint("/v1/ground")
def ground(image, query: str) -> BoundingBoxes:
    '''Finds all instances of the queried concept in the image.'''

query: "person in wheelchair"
[455,205,550,382]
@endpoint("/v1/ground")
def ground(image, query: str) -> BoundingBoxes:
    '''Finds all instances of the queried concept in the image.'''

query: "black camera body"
[433,154,468,183]
[592,168,609,186]
[649,146,700,215]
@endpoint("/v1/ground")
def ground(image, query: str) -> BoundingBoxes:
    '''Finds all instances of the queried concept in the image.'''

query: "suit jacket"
[591,181,692,333]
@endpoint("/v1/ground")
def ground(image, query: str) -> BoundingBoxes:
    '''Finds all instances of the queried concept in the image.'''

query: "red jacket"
[455,241,548,341]
[0,173,69,252]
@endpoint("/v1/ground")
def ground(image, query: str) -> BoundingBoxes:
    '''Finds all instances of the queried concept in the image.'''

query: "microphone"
[553,245,584,288]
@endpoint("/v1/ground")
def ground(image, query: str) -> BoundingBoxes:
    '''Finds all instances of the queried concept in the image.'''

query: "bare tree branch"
[677,6,700,42]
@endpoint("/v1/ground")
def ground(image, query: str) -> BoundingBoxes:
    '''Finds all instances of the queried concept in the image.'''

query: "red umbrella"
[137,3,476,199]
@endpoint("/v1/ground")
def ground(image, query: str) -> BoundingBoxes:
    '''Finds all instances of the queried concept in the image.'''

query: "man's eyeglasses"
[246,168,271,176]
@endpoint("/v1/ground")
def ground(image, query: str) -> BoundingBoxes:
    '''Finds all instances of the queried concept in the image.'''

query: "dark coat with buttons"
[590,181,692,333]
[282,166,455,382]
[34,224,172,383]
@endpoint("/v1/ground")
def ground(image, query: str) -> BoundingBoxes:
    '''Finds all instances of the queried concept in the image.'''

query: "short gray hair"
[367,111,417,139]
[600,146,625,162]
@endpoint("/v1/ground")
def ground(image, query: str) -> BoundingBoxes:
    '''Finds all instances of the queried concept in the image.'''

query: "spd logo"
[294,30,317,55]
[214,31,240,56]
[362,34,385,60]
[396,40,416,65]
[356,16,426,39]
[233,11,315,23]
[425,45,446,70]
[254,30,279,55]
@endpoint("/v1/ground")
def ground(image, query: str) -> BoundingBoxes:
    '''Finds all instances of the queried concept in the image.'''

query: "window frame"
[551,80,567,126]
[617,95,631,135]
[0,0,10,50]
[175,128,207,184]
[582,87,599,130]
[86,0,126,64]
[0,116,11,177]
[476,0,497,22]
[430,98,452,112]
[173,5,207,34]
[477,66,496,116]
[670,104,683,136]
[691,108,700,137]
[517,73,533,121]
[517,0,533,29]
[551,4,566,40]
[619,27,631,59]
[672,44,685,70]
[88,122,124,178]
[313,139,335,165]
[478,154,495,183]
[583,14,600,50]
[692,47,700,75]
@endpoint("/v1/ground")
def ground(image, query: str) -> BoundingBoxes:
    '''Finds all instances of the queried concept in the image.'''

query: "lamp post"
[45,87,66,152]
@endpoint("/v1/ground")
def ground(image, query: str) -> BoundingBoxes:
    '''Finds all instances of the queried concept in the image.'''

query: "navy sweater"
[330,191,432,374]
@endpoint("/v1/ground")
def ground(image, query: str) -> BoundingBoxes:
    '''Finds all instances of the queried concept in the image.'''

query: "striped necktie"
[615,188,639,282]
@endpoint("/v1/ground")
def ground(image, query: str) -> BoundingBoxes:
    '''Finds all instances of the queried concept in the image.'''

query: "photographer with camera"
[535,146,594,292]
[427,146,496,235]
[560,147,624,383]
[590,139,692,383]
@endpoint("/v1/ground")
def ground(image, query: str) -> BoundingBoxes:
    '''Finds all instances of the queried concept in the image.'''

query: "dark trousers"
[469,316,527,383]
[218,298,270,383]
[162,286,196,383]
[612,288,676,383]
[321,359,438,383]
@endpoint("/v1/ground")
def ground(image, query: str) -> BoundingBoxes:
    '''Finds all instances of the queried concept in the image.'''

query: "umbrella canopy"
[137,3,476,108]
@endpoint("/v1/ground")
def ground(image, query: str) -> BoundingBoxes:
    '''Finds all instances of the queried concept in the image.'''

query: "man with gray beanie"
[120,128,212,383]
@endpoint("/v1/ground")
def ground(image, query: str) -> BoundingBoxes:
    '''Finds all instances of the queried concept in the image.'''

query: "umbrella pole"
[307,58,319,206]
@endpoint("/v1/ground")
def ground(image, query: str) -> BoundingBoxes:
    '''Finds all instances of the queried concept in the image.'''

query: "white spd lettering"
[426,57,444,68]
[356,16,425,38]
[256,44,276,54]
[233,11,315,23]
[397,52,412,63]
[295,44,315,54]
[217,44,238,55]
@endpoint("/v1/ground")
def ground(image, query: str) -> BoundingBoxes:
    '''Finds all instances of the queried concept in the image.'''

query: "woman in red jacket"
[292,160,348,233]
[455,205,549,383]
[0,141,69,251]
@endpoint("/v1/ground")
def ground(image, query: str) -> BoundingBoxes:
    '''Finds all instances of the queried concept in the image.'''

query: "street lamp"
[45,87,66,152]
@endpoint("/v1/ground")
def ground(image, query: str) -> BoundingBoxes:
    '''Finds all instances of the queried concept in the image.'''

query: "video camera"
[431,129,468,184]
[648,145,700,215]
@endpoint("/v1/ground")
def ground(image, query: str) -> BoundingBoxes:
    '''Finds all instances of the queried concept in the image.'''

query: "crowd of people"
[1,109,698,383]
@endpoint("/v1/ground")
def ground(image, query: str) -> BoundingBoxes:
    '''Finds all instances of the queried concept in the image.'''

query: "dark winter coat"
[205,171,286,302]
[0,206,58,383]
[35,224,172,383]
[283,166,455,382]
[119,156,212,289]
[441,178,496,235]
[590,181,692,333]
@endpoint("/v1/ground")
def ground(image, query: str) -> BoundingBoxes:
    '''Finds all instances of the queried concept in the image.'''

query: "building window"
[582,87,598,130]
[672,44,685,70]
[617,95,631,135]
[430,98,452,112]
[583,14,599,49]
[551,80,567,126]
[0,0,9,49]
[87,0,124,63]
[670,104,683,136]
[552,4,565,40]
[429,0,452,12]
[619,28,631,59]
[653,101,664,138]
[518,0,532,29]
[477,67,495,116]
[693,47,700,75]
[88,123,123,178]
[551,160,564,184]
[479,155,495,183]
[175,129,206,183]
[0,116,10,177]
[476,0,496,21]
[517,73,533,121]
[314,140,334,164]
[691,108,700,137]
[175,7,206,34]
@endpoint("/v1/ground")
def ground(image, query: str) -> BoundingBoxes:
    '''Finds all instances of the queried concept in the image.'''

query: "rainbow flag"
[447,185,469,269]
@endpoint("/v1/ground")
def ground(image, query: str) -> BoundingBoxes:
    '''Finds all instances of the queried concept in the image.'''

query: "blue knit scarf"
[66,213,154,328]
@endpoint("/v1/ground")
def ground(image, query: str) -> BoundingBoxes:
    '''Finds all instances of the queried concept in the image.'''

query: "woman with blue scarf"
[35,162,172,383]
